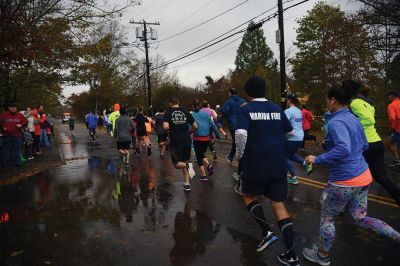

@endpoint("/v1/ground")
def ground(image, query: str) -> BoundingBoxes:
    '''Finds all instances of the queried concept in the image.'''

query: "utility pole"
[277,0,286,107]
[130,20,160,116]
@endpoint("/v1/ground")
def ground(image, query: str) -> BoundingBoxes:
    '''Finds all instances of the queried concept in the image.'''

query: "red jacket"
[387,98,400,133]
[301,108,314,131]
[0,111,28,137]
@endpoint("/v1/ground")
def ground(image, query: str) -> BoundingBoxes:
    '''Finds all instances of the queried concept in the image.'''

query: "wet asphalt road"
[0,122,399,266]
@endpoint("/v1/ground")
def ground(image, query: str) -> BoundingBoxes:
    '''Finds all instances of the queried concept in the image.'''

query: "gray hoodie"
[116,115,133,142]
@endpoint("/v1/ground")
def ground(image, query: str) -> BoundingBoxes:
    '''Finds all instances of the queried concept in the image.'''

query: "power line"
[158,0,249,43]
[143,0,177,20]
[159,0,217,37]
[152,0,310,71]
[170,35,244,70]
[159,5,278,66]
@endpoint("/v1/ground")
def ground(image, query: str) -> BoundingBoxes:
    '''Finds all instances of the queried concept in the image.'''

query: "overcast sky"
[63,0,360,97]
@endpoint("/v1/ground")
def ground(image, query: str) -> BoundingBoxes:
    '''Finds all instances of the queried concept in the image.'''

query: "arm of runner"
[209,118,221,139]
[315,121,351,165]
[163,122,169,131]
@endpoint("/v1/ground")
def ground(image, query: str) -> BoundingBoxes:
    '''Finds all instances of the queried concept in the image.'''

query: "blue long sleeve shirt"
[221,95,246,130]
[315,108,369,182]
[191,110,221,139]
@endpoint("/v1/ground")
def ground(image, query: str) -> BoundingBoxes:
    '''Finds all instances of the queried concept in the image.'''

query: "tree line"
[1,1,399,117]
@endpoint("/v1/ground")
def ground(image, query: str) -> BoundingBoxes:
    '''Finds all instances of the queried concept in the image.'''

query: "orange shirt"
[145,117,153,133]
[334,168,372,187]
[387,98,400,133]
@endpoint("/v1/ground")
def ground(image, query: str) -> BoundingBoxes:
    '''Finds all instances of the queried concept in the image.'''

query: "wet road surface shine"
[0,123,399,265]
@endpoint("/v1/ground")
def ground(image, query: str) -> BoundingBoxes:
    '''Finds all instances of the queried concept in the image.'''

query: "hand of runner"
[305,155,316,164]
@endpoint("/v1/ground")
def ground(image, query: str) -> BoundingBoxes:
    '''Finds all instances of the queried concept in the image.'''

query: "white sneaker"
[186,162,196,179]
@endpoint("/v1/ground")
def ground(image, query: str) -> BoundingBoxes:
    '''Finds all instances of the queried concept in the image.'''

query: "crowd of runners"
[71,75,400,266]
[2,75,400,265]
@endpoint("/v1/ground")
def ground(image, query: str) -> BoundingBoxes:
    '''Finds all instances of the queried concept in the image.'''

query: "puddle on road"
[0,155,271,266]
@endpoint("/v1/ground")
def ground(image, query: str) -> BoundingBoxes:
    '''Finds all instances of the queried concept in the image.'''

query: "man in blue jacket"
[86,111,98,141]
[221,88,245,162]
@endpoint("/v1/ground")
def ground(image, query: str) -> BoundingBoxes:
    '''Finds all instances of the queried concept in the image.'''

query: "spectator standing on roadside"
[38,107,51,149]
[0,102,28,168]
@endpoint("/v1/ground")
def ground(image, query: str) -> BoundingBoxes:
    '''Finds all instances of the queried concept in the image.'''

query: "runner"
[68,114,75,131]
[303,85,400,266]
[115,107,134,167]
[301,105,319,149]
[191,99,221,182]
[108,103,121,137]
[221,88,245,163]
[104,109,113,143]
[144,114,153,150]
[85,111,97,142]
[235,76,299,265]
[386,90,400,165]
[154,107,168,159]
[343,80,400,207]
[163,96,198,192]
[284,95,312,185]
[134,107,151,155]
[97,112,104,134]
[200,100,226,160]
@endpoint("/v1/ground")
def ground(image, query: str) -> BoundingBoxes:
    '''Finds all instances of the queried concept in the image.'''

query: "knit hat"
[244,76,265,98]
[114,103,120,111]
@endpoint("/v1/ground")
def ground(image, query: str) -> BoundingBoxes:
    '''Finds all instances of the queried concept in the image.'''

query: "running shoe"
[207,164,214,176]
[186,162,196,179]
[303,244,330,266]
[277,253,300,266]
[303,161,313,175]
[256,232,278,252]
[212,151,217,160]
[199,176,209,182]
[233,183,242,195]
[232,172,240,181]
[183,184,191,192]
[226,155,233,163]
[288,177,299,185]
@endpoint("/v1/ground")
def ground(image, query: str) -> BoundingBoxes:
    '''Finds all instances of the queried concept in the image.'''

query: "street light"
[89,75,100,115]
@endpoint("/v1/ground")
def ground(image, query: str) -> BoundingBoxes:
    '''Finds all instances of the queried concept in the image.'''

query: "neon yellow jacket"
[108,110,120,136]
[350,97,381,143]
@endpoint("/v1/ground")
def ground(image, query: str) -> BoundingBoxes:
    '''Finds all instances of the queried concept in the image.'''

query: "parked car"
[62,113,71,124]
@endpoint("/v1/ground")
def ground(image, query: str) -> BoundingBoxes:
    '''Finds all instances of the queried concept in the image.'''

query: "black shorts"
[157,133,168,143]
[170,142,192,165]
[193,140,209,166]
[240,176,287,202]
[117,141,131,150]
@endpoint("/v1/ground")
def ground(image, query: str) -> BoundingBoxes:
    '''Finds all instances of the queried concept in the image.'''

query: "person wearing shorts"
[116,107,133,167]
[235,76,299,265]
[134,107,150,155]
[163,96,197,192]
[387,91,400,165]
[154,108,168,159]
[191,99,221,182]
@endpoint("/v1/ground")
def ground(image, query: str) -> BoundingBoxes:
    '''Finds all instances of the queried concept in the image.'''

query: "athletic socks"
[247,200,271,236]
[278,218,297,259]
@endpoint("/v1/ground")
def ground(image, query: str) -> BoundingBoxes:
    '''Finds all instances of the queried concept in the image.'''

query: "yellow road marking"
[207,156,398,208]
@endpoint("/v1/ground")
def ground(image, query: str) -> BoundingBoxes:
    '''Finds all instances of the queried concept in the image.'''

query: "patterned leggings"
[319,184,400,252]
